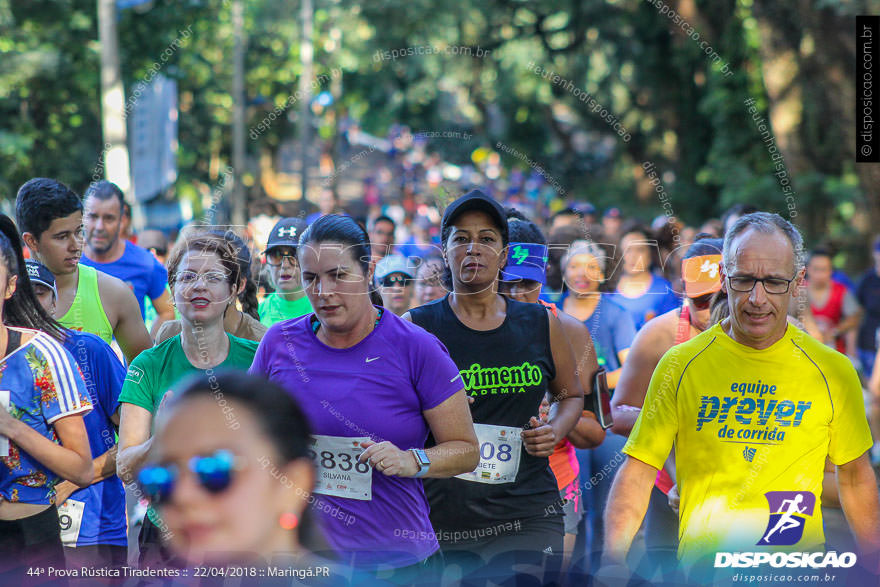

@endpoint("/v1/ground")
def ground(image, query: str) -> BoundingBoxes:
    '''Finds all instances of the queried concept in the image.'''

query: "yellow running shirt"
[58,264,114,345]
[624,322,872,567]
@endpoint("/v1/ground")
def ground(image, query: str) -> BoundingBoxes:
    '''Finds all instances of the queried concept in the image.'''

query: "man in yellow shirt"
[603,212,879,580]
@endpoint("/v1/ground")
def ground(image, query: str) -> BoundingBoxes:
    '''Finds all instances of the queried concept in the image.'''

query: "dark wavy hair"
[15,178,83,241]
[0,214,66,341]
[210,230,260,320]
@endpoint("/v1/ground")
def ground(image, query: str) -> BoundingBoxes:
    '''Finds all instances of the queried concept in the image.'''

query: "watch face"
[414,450,430,466]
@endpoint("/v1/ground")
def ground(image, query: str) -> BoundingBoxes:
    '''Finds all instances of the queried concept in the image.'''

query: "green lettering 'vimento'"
[459,362,543,392]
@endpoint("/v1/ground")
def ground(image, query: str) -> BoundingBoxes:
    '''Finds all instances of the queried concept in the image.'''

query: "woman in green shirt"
[117,232,259,566]
[117,231,259,496]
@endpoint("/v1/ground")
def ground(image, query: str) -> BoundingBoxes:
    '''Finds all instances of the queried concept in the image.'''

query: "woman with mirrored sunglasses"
[117,232,259,566]
[137,371,341,573]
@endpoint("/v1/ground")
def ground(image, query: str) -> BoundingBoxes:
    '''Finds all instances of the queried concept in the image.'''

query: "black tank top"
[410,294,558,531]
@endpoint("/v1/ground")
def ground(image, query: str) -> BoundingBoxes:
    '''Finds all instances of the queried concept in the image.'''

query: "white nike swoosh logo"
[365,357,380,363]
[450,373,462,383]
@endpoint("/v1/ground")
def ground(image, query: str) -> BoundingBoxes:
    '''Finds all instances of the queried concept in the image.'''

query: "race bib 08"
[456,423,522,484]
[309,435,372,501]
[58,499,86,546]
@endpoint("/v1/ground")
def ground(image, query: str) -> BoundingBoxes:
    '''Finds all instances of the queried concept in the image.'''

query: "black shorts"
[0,506,67,585]
[438,514,564,583]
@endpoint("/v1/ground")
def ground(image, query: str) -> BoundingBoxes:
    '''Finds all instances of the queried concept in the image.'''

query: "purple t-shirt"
[249,308,462,569]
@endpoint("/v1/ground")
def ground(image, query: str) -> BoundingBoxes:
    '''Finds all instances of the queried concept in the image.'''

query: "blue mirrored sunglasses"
[137,449,244,505]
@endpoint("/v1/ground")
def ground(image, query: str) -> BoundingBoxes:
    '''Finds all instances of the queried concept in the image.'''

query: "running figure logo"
[759,491,816,546]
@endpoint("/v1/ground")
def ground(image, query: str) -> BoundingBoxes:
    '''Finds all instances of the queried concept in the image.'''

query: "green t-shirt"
[119,333,259,413]
[258,293,313,327]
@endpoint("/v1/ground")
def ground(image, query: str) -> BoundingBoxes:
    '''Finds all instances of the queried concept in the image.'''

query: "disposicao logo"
[713,490,856,570]
[759,491,815,546]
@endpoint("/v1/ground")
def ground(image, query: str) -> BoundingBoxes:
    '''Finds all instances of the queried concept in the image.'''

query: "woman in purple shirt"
[249,215,478,578]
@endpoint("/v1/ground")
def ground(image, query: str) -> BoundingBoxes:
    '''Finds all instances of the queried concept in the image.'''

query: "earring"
[279,512,299,530]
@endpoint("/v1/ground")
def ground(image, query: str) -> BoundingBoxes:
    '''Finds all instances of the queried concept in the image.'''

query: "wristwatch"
[410,448,431,478]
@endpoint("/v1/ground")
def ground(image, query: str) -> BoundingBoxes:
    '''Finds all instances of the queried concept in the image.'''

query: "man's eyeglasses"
[137,449,245,506]
[726,274,797,295]
[380,275,410,288]
[266,250,298,266]
[176,270,230,286]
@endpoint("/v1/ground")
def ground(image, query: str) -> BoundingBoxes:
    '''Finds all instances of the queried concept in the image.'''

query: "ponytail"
[239,275,260,320]
[0,215,66,341]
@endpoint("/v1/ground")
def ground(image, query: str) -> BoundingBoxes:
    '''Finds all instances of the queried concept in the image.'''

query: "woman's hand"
[0,403,20,439]
[53,480,78,505]
[358,440,419,477]
[667,484,680,516]
[522,416,557,457]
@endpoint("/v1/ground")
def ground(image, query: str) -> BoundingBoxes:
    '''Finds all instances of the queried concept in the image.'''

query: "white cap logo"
[699,259,718,278]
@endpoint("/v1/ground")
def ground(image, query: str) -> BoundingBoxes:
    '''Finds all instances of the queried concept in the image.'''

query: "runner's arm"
[557,311,604,448]
[358,390,478,478]
[821,457,840,508]
[529,312,584,455]
[54,445,119,503]
[421,389,479,477]
[149,288,175,339]
[611,319,667,436]
[98,273,152,362]
[602,455,658,566]
[117,402,154,481]
[567,410,605,449]
[832,310,861,341]
[0,412,92,487]
[836,452,880,563]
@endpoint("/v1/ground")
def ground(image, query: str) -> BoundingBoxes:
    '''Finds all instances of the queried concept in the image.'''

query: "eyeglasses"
[380,275,409,287]
[176,270,230,286]
[137,449,245,506]
[726,274,797,295]
[266,250,298,266]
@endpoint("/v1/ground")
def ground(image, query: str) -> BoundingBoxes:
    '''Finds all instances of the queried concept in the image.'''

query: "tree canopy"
[0,0,875,265]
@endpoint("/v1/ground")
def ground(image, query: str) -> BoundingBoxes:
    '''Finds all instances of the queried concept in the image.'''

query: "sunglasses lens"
[137,465,176,504]
[691,295,712,309]
[190,450,236,493]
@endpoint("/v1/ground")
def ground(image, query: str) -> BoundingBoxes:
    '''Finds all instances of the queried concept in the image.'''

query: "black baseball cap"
[441,190,508,244]
[25,260,57,295]
[265,217,309,253]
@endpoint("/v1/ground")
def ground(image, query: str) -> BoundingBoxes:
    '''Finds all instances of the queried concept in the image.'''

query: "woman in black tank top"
[403,191,585,582]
